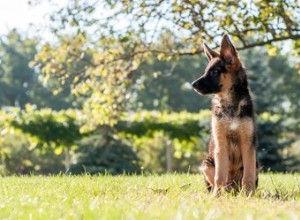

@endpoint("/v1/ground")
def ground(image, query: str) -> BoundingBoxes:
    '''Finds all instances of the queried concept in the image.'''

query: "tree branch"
[236,34,300,50]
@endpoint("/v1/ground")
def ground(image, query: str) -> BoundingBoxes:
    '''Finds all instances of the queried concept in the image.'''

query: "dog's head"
[192,34,241,95]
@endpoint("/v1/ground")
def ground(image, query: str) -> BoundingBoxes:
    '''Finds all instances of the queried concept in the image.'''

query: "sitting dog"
[192,34,259,196]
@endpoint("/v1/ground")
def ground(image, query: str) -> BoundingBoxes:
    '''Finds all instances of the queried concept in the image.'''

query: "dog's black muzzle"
[191,76,222,95]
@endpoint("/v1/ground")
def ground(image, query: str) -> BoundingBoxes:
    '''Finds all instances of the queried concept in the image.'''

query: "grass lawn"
[0,173,299,219]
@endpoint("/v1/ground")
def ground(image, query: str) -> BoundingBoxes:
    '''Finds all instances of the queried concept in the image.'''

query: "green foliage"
[70,131,141,175]
[116,110,298,172]
[0,30,75,110]
[30,0,300,129]
[131,55,210,111]
[243,49,300,116]
[0,110,66,175]
[0,30,37,107]
[10,105,82,150]
[257,113,297,172]
[31,33,145,129]
[117,111,211,173]
[0,107,83,173]
[0,106,298,174]
[0,132,65,175]
[0,107,142,175]
[0,1,299,175]
[103,0,300,54]
[118,110,211,140]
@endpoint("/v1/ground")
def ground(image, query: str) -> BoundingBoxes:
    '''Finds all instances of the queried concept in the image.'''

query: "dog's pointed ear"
[203,42,219,61]
[220,34,237,64]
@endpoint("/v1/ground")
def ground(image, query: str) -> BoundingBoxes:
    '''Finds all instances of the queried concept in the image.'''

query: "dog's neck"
[214,86,250,106]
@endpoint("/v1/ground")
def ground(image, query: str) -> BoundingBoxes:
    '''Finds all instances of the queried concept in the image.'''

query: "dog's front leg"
[212,120,229,196]
[213,144,229,196]
[241,144,256,195]
[240,119,256,195]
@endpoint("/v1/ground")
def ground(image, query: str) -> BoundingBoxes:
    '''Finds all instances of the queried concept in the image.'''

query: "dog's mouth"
[192,87,204,95]
[192,83,223,95]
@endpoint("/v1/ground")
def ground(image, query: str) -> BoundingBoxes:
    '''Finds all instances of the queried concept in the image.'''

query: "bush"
[69,131,141,175]
[117,110,211,173]
[117,110,299,173]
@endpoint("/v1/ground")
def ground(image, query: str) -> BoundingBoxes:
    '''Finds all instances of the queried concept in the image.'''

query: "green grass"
[0,173,299,219]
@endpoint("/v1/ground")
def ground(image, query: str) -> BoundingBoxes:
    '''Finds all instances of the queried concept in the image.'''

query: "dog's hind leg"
[205,178,213,192]
[201,160,215,191]
[202,166,215,191]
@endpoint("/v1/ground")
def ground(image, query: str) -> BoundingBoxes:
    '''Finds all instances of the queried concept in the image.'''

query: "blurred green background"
[0,0,299,175]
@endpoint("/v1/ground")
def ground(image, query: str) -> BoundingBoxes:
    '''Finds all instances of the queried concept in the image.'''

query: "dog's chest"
[222,118,242,146]
[225,119,243,170]
[220,117,248,144]
[229,119,240,131]
[212,97,252,119]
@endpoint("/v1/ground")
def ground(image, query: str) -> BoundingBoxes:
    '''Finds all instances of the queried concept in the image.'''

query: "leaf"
[180,183,192,190]
[267,47,278,56]
[157,53,165,61]
[148,188,169,194]
[54,147,63,155]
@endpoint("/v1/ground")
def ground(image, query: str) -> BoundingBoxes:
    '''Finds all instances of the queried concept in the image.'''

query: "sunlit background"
[0,0,299,175]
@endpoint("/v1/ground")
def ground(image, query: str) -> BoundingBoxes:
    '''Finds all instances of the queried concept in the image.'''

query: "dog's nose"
[191,79,200,89]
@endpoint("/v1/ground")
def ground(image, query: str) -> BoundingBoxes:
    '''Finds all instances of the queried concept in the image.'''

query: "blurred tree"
[32,33,143,130]
[101,0,300,54]
[0,106,142,174]
[0,30,38,108]
[70,129,141,175]
[31,0,300,128]
[0,30,75,110]
[257,114,296,172]
[0,132,65,175]
[131,55,210,112]
[243,49,300,115]
[243,49,300,171]
[10,106,83,170]
[117,110,211,173]
[0,109,67,175]
[27,0,300,173]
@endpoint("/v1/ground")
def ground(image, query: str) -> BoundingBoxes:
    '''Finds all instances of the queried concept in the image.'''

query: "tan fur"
[211,116,229,190]
[226,55,241,73]
[210,115,256,195]
[218,72,233,95]
[201,165,215,186]
[239,119,256,192]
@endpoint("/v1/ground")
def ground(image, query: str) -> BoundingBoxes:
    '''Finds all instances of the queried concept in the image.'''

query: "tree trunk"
[64,148,71,171]
[166,141,172,173]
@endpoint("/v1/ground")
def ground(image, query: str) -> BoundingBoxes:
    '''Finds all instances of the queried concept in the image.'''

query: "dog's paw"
[242,188,255,197]
[242,180,256,196]
[212,187,223,197]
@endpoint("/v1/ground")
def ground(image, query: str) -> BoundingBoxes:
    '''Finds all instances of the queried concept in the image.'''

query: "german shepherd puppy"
[192,34,258,196]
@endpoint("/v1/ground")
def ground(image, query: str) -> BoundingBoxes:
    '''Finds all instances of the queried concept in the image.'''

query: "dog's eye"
[212,70,219,75]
